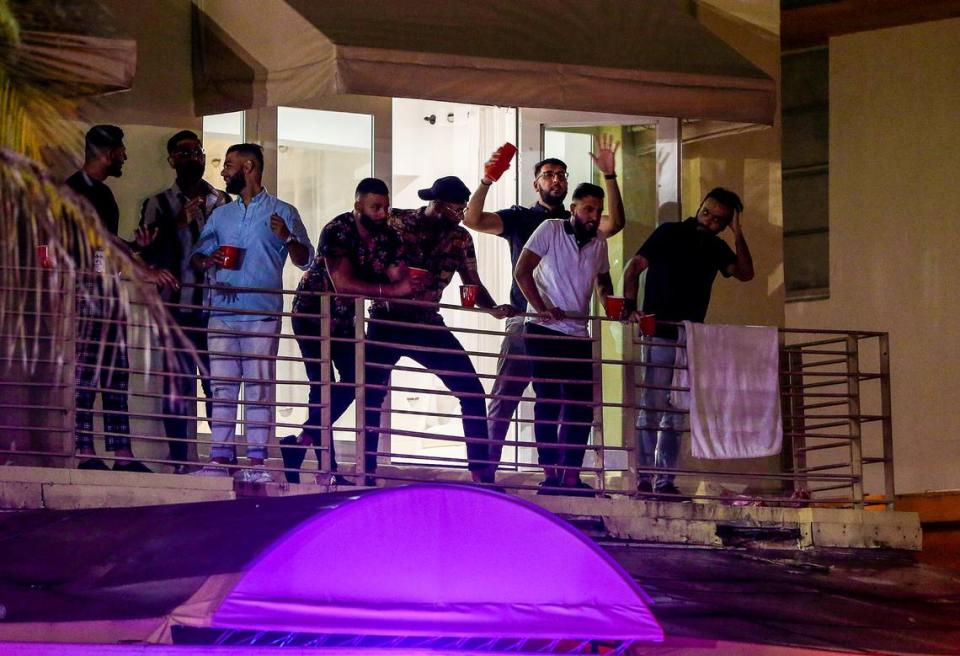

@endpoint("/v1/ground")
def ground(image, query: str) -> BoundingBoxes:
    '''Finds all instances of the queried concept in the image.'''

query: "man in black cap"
[65,124,151,471]
[363,176,516,485]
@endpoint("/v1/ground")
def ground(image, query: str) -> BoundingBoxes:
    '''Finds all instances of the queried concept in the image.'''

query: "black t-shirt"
[496,203,570,309]
[66,171,120,236]
[637,217,736,338]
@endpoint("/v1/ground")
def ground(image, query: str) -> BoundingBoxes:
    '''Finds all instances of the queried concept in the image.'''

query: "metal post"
[63,271,77,467]
[623,325,639,492]
[878,333,896,507]
[590,317,605,495]
[353,297,366,481]
[318,294,332,476]
[845,335,864,507]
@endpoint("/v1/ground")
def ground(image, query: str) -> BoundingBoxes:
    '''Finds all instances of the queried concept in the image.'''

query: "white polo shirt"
[523,218,609,337]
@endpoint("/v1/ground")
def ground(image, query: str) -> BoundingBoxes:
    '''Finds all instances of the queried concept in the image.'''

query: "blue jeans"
[636,338,684,490]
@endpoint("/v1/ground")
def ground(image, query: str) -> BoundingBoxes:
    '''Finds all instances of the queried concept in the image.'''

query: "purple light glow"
[211,484,663,642]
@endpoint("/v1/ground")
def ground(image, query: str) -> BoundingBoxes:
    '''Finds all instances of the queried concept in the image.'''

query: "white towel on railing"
[684,321,782,459]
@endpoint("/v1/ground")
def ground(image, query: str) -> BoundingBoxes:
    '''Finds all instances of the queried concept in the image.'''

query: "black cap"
[417,176,470,204]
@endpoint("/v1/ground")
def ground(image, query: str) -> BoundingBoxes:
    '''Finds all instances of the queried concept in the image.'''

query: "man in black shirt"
[65,124,151,472]
[623,187,754,497]
[464,136,624,482]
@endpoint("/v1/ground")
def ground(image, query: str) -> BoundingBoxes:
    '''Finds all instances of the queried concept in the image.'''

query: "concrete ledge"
[0,465,922,550]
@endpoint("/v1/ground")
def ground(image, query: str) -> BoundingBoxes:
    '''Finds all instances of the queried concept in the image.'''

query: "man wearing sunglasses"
[363,176,515,486]
[138,130,230,474]
[464,135,624,482]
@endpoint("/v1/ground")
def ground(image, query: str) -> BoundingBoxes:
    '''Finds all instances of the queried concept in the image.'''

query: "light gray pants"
[486,318,532,471]
[208,317,279,461]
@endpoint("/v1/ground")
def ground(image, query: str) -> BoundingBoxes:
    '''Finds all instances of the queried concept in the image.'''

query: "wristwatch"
[285,234,297,245]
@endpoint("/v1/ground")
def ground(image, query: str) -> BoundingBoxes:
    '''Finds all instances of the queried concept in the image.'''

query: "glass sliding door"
[275,107,374,450]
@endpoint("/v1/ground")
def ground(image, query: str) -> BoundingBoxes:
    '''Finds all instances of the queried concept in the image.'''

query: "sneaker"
[235,468,274,484]
[77,458,109,471]
[536,477,562,496]
[560,479,596,498]
[191,464,231,477]
[653,482,690,501]
[279,435,306,484]
[172,464,191,475]
[113,460,152,473]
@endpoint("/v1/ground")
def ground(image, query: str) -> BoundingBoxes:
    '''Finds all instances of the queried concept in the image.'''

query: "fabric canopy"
[16,30,136,97]
[0,485,662,646]
[193,0,775,124]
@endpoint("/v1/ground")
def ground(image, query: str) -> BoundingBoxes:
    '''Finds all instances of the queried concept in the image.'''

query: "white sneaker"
[234,468,274,484]
[191,464,230,477]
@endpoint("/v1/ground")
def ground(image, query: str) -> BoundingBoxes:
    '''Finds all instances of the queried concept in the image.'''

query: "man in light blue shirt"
[191,143,313,482]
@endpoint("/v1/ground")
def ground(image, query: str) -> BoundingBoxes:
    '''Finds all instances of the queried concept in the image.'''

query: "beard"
[225,170,245,195]
[358,212,382,233]
[107,159,124,178]
[572,217,598,242]
[176,160,205,185]
[539,187,567,207]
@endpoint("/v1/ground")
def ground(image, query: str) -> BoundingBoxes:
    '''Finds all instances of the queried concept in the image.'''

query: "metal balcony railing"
[0,270,895,508]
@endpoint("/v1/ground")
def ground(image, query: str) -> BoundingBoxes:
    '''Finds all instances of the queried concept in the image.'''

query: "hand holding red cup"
[604,295,626,320]
[460,284,479,308]
[218,245,241,270]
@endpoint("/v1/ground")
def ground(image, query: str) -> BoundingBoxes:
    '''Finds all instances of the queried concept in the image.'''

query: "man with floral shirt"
[363,176,516,486]
[285,178,421,484]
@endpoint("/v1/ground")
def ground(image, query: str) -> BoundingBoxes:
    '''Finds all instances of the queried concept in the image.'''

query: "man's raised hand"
[589,133,620,176]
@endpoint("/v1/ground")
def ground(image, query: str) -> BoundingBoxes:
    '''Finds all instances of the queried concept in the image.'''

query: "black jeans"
[291,315,357,471]
[524,323,594,471]
[363,318,489,473]
[163,310,213,462]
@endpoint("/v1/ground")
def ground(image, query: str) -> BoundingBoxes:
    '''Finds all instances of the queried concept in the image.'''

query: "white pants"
[207,317,279,461]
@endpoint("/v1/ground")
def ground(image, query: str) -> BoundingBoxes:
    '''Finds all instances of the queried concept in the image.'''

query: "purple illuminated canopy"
[207,484,663,642]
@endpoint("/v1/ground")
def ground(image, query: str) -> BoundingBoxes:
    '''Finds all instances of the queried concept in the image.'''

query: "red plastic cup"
[640,313,656,337]
[484,142,518,182]
[460,284,479,308]
[36,244,55,269]
[408,266,429,281]
[604,296,625,319]
[219,245,241,270]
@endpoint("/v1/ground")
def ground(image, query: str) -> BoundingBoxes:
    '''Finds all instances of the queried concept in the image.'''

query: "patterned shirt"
[370,207,478,324]
[293,211,404,336]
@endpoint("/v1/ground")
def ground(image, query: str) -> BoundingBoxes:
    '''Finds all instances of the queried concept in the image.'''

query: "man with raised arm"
[464,135,624,480]
[514,183,614,496]
[364,176,515,486]
[283,178,422,485]
[623,187,754,498]
[190,143,313,483]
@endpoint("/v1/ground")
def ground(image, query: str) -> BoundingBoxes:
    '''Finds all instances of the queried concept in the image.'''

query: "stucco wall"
[785,18,960,494]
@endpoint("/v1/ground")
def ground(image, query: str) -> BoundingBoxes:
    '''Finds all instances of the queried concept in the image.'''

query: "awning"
[193,0,776,124]
[16,30,136,97]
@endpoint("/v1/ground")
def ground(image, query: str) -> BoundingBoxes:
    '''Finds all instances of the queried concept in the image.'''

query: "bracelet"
[604,173,617,180]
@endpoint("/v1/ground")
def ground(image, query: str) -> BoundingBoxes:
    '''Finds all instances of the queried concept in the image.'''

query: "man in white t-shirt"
[514,182,614,496]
